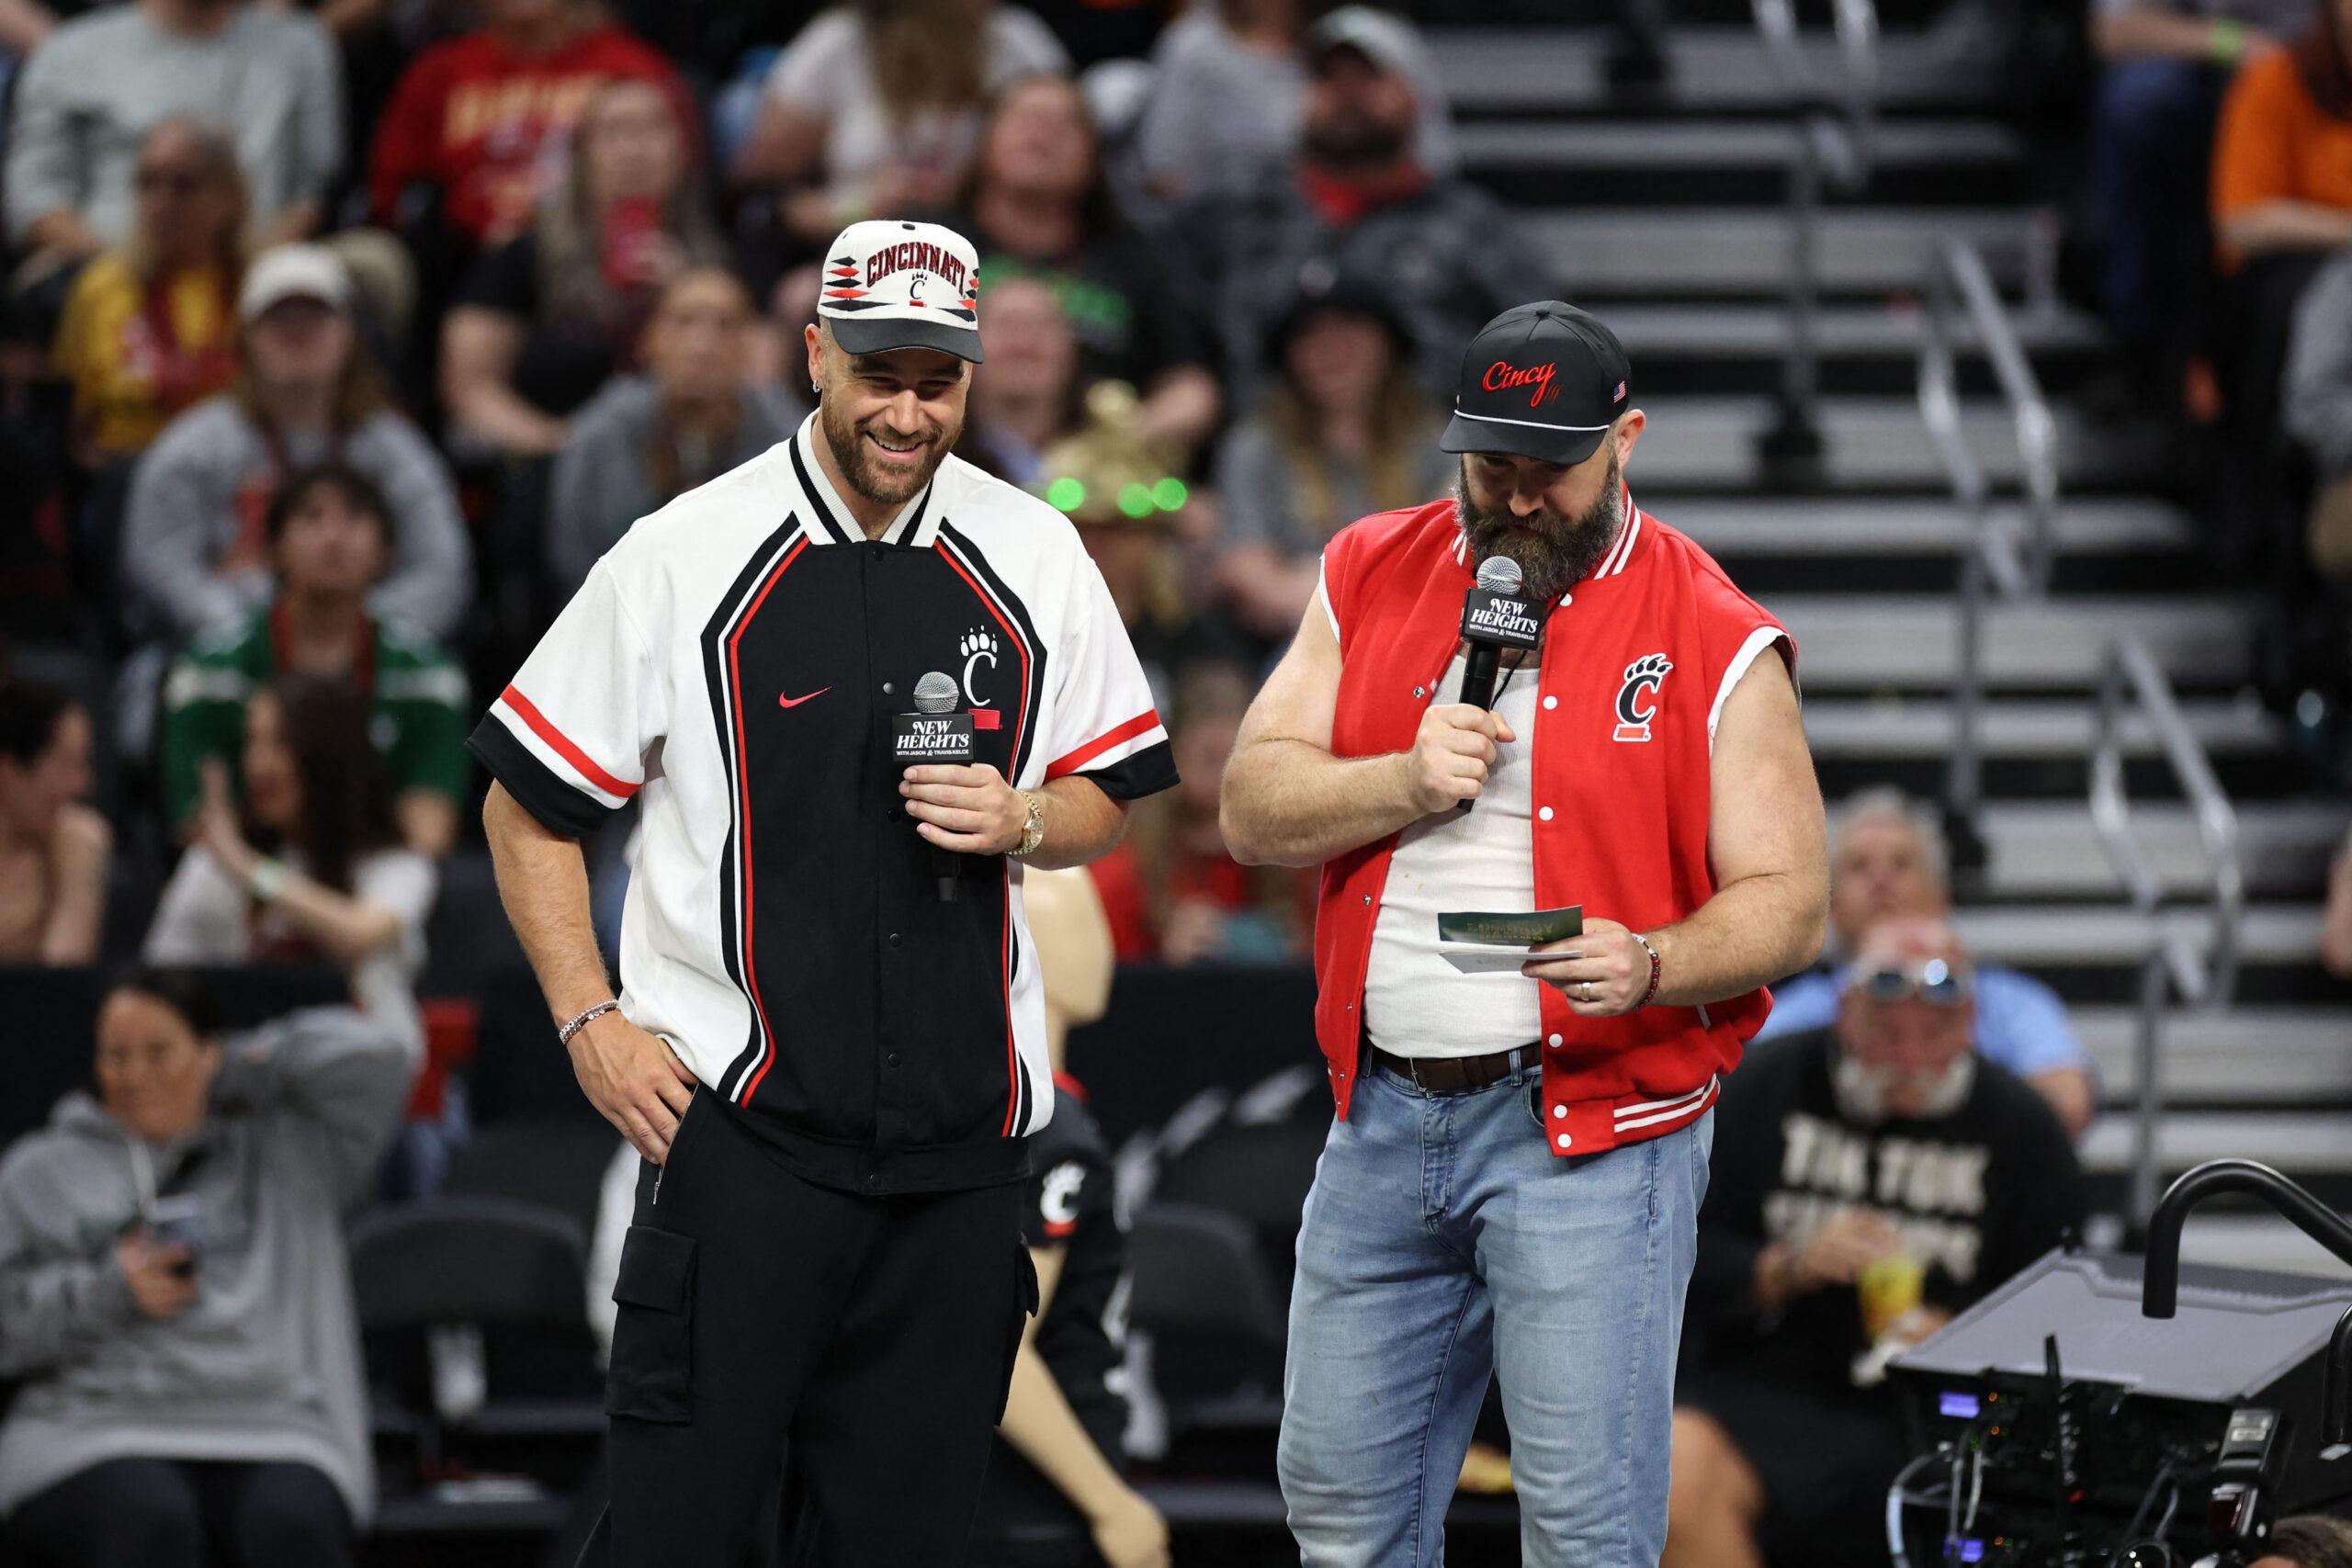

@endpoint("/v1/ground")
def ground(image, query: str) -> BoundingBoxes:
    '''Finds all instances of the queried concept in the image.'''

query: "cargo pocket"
[995,1244,1041,1422]
[606,1224,696,1424]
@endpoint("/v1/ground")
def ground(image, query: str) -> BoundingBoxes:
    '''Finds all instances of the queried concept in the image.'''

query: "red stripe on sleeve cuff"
[498,684,639,799]
[1045,710,1161,780]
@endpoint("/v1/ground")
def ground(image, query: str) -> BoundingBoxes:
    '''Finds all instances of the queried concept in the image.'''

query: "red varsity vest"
[1313,491,1792,1156]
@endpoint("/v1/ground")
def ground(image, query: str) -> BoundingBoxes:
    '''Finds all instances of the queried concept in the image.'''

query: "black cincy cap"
[1440,301,1632,467]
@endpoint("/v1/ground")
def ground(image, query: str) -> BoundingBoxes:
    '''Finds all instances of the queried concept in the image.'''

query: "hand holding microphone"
[898,671,1025,899]
[1398,704,1516,815]
[1448,556,1543,814]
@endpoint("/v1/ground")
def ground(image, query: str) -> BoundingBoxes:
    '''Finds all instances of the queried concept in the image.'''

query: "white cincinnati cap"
[817,218,985,364]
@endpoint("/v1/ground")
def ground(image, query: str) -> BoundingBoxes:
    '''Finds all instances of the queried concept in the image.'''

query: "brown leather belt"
[1367,1043,1539,1095]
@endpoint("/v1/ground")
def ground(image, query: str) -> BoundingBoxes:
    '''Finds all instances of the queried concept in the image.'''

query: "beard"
[1302,111,1413,170]
[1832,1048,1976,1125]
[818,394,959,510]
[1453,451,1623,606]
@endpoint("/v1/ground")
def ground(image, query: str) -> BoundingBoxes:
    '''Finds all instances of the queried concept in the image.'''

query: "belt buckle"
[1408,1055,1430,1094]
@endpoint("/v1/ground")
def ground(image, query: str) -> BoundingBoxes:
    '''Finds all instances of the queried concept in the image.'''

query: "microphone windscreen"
[1475,556,1524,594]
[912,671,959,715]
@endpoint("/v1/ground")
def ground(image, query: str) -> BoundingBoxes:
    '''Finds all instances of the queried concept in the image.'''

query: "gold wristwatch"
[1010,791,1046,857]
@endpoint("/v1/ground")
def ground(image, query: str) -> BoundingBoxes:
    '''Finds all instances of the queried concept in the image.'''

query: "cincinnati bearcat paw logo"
[1612,653,1673,743]
[960,629,1001,707]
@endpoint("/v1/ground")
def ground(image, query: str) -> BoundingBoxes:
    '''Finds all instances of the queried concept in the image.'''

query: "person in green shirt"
[159,463,468,858]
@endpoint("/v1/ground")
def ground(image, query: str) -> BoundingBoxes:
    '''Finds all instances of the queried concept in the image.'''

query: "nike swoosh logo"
[777,688,831,709]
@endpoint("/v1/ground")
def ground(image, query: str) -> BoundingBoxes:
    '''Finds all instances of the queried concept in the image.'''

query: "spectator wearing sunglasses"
[1756,787,2098,1138]
[1664,917,2086,1568]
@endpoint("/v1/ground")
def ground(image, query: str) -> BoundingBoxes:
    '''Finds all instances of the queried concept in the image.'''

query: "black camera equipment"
[1885,1162,2352,1568]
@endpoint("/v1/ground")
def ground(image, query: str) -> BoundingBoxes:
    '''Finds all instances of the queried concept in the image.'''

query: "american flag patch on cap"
[1612,381,1627,401]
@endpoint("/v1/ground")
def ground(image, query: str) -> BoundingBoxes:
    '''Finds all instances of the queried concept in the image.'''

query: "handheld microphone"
[894,671,975,902]
[1455,555,1543,813]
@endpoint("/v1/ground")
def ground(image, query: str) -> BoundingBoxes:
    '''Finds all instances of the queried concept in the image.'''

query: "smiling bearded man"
[469,218,1177,1567]
[1221,299,1826,1568]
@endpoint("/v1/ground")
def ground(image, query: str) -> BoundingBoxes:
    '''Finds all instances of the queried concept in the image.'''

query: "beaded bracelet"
[1629,931,1663,1010]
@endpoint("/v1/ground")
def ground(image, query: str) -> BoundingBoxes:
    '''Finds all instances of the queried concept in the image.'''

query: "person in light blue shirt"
[1757,787,2098,1138]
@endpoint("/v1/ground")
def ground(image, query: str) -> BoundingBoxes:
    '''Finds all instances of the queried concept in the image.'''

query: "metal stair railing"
[1917,233,2059,859]
[1750,0,1879,480]
[2090,635,2245,1230]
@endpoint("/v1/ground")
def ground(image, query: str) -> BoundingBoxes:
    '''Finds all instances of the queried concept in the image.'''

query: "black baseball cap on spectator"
[1263,267,1414,369]
[1440,301,1633,468]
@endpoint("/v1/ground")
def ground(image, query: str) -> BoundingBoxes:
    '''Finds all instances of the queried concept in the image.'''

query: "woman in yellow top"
[51,116,246,466]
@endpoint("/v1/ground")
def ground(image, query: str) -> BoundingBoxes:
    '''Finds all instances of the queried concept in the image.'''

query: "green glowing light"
[1117,483,1155,519]
[1045,477,1086,513]
[1151,477,1190,512]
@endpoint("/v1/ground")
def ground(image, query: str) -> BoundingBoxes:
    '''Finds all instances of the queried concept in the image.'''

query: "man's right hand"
[1396,704,1516,815]
[117,1233,198,1320]
[1791,1208,1903,1292]
[569,1011,699,1163]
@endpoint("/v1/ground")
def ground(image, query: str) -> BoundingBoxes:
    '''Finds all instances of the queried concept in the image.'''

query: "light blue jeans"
[1277,1055,1713,1568]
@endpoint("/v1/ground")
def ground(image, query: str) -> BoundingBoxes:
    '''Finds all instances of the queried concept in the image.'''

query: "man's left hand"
[1523,917,1652,1017]
[902,763,1026,854]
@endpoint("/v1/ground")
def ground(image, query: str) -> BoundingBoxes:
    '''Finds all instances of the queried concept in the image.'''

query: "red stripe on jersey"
[729,536,810,1106]
[498,684,639,798]
[973,708,1001,730]
[1001,870,1018,1134]
[1046,710,1161,780]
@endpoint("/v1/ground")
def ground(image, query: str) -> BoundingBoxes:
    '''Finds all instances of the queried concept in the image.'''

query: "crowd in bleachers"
[2,0,2351,1563]
[2090,0,2352,720]
[0,0,1577,979]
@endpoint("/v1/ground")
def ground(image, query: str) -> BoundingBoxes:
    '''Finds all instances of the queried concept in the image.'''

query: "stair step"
[1672,496,2196,559]
[1951,905,2324,969]
[1430,27,2008,116]
[1457,118,2032,206]
[2080,1007,2352,1104]
[1630,395,2160,493]
[1458,118,2027,174]
[2168,1213,2352,1280]
[1602,300,2102,361]
[2081,1111,2352,1176]
[1804,697,2278,761]
[1532,209,2044,298]
[1769,594,2253,693]
[1798,695,2299,803]
[1971,801,2346,901]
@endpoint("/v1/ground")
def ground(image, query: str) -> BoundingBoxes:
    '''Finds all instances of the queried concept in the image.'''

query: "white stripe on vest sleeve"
[1708,626,1792,753]
[1317,555,1341,642]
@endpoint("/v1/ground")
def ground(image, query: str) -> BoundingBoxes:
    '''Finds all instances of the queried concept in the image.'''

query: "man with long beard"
[469,220,1176,1565]
[1221,300,1828,1568]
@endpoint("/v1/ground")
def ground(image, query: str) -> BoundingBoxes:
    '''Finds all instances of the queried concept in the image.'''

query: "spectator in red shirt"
[441,75,731,458]
[368,0,697,260]
[1090,661,1310,964]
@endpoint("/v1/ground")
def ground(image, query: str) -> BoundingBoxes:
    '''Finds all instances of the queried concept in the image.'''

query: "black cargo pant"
[579,1091,1032,1567]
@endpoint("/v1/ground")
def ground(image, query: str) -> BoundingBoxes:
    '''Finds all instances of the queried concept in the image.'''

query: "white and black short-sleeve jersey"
[468,415,1176,1193]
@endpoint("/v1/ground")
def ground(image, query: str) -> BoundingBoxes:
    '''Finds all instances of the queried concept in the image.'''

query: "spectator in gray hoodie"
[0,971,416,1566]
[547,267,801,597]
[122,244,471,643]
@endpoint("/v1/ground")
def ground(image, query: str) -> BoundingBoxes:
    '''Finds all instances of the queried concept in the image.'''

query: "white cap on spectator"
[1304,5,1421,77]
[239,243,353,324]
[817,219,985,364]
